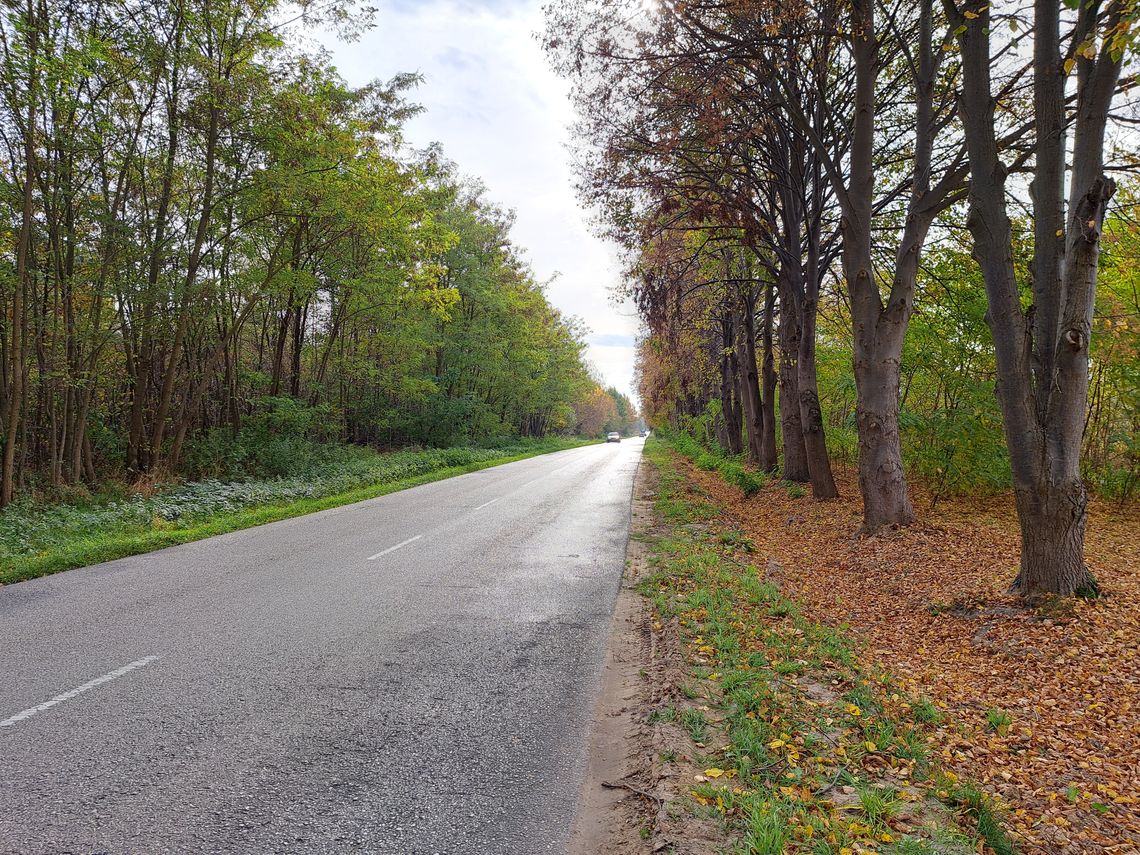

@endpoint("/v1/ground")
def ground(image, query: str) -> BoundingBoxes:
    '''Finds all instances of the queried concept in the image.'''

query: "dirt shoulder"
[569,454,659,854]
[570,450,733,855]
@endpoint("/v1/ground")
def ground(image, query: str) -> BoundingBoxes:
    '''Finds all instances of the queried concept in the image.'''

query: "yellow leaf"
[845,704,863,717]
[964,9,979,17]
[704,768,725,778]
[1056,228,1065,237]
[864,741,878,752]
[1064,57,1076,74]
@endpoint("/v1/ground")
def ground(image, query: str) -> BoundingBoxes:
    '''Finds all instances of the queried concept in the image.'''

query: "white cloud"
[324,0,641,403]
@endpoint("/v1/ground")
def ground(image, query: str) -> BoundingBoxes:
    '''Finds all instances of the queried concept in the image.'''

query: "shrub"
[718,459,764,498]
[0,438,582,565]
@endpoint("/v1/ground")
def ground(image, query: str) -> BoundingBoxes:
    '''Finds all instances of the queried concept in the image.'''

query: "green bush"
[718,459,764,498]
[695,452,720,471]
[0,438,586,567]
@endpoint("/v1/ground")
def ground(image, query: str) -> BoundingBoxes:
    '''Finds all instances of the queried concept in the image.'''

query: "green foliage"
[938,778,1018,855]
[984,708,1012,733]
[812,225,1139,502]
[911,696,944,725]
[0,2,600,507]
[661,427,765,498]
[718,458,765,497]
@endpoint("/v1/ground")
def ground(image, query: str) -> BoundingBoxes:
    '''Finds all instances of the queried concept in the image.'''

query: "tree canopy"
[0,0,611,504]
[546,0,1140,597]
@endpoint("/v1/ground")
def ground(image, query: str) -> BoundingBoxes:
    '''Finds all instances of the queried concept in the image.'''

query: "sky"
[323,0,641,402]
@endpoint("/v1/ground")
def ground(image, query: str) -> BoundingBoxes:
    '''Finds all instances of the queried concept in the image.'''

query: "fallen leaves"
[679,455,1140,854]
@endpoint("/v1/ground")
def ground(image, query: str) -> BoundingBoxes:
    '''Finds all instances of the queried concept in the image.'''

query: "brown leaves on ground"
[681,459,1140,854]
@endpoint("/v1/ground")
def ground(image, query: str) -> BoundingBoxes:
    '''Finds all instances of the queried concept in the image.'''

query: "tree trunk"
[737,296,765,467]
[149,102,220,470]
[854,349,914,530]
[798,307,838,499]
[777,285,809,481]
[720,314,743,455]
[844,0,915,529]
[759,281,778,472]
[954,0,1116,596]
[1011,479,1094,596]
[2,9,37,508]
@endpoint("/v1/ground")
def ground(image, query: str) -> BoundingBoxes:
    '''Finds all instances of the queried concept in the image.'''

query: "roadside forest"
[546,0,1140,600]
[0,0,641,514]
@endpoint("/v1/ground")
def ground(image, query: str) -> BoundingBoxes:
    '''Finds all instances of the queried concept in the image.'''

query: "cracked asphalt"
[0,439,643,854]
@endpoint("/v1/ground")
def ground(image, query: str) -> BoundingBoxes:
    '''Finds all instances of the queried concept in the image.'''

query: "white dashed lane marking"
[1,656,161,729]
[367,535,423,561]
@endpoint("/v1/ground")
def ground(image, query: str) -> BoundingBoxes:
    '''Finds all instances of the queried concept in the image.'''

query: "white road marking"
[475,460,581,510]
[0,655,161,729]
[367,534,423,561]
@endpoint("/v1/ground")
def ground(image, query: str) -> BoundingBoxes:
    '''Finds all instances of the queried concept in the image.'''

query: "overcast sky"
[324,0,640,402]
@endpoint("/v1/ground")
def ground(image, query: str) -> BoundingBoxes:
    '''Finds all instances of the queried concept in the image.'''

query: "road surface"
[0,438,644,854]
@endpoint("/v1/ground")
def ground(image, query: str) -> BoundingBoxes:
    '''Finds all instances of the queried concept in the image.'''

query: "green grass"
[0,438,595,585]
[939,778,1018,855]
[985,707,1013,733]
[911,695,944,724]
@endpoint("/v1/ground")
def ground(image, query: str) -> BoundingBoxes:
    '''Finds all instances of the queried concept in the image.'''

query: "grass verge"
[639,436,1018,854]
[0,438,595,585]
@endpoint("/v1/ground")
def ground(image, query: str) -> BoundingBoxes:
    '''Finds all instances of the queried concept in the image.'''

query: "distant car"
[639,430,647,437]
[606,432,622,443]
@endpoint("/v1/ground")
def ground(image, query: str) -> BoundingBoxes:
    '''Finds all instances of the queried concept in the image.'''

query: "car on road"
[639,429,647,437]
[606,432,621,442]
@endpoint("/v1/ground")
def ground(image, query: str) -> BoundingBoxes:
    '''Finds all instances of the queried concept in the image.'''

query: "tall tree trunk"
[720,314,744,455]
[759,280,778,472]
[954,0,1120,595]
[290,297,306,399]
[2,7,37,508]
[149,102,220,470]
[777,278,809,482]
[797,301,838,498]
[737,292,765,467]
[796,143,840,500]
[843,0,914,529]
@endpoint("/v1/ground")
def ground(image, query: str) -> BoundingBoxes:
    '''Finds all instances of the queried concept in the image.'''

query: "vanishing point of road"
[0,438,644,854]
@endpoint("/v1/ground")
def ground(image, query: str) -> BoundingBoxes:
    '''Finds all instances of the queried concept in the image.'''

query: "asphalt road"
[0,438,644,854]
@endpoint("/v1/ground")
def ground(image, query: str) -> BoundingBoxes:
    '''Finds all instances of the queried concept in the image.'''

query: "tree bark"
[759,280,778,471]
[842,0,916,529]
[953,0,1119,595]
[2,5,37,508]
[1014,479,1094,596]
[853,344,914,529]
[736,290,766,467]
[777,279,809,482]
[797,300,838,498]
[720,313,744,455]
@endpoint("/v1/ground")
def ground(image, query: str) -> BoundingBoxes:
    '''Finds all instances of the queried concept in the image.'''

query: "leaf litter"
[676,452,1140,854]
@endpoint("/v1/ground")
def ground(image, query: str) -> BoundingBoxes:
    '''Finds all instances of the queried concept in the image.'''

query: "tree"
[951,0,1130,595]
[0,0,597,504]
